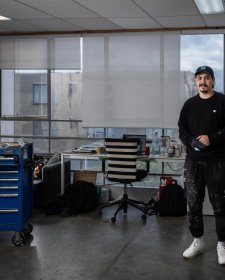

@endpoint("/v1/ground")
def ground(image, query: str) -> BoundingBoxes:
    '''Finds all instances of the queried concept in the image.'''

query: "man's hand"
[197,135,210,146]
[191,138,206,151]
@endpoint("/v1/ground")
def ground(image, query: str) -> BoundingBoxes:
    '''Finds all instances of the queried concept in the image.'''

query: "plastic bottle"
[151,132,160,155]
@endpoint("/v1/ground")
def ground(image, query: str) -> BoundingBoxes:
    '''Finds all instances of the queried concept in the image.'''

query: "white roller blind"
[82,32,180,128]
[50,37,81,69]
[0,35,81,69]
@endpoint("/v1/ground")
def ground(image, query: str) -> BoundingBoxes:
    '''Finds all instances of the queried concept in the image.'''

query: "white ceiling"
[0,0,225,34]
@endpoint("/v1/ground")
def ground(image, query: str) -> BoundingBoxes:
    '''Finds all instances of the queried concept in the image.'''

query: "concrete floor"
[0,207,224,280]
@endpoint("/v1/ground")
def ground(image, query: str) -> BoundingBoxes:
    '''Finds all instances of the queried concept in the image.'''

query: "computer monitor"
[123,134,146,155]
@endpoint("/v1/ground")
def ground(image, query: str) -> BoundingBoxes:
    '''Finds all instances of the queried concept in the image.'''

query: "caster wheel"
[23,223,33,235]
[111,217,116,223]
[12,233,25,246]
[141,214,147,221]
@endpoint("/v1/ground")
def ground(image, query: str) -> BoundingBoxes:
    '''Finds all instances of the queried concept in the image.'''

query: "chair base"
[99,193,148,222]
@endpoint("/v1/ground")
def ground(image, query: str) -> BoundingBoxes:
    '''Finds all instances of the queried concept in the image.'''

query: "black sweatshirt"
[178,91,225,161]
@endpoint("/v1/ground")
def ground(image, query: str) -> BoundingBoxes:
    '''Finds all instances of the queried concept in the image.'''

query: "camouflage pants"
[184,158,225,241]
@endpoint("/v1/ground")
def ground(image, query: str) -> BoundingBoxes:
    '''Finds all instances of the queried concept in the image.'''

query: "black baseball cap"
[194,66,214,78]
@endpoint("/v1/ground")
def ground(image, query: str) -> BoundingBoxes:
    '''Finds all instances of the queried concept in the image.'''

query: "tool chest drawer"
[0,210,19,224]
[0,156,18,166]
[0,170,19,178]
[0,194,19,207]
[0,185,19,194]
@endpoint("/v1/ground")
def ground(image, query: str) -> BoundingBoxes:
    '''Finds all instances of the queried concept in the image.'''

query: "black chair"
[99,138,149,222]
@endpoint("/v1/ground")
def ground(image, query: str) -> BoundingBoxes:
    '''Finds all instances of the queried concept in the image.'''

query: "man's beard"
[199,84,210,94]
[199,89,209,94]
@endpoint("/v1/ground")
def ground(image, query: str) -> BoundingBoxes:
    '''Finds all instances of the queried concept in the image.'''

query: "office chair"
[99,138,149,222]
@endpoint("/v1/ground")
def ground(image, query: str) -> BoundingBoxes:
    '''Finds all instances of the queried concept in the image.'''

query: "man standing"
[178,66,225,265]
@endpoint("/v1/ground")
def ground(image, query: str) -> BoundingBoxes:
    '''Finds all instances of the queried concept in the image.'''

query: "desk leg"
[146,161,150,173]
[61,154,65,194]
[102,159,106,185]
[102,160,105,173]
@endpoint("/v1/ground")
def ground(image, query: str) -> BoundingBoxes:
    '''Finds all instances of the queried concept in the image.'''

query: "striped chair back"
[105,138,138,183]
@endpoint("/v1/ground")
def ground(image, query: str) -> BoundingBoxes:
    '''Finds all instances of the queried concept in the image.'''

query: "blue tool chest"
[0,142,33,246]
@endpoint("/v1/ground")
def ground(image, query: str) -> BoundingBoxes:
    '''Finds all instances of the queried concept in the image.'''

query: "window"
[0,33,224,159]
[51,70,82,120]
[33,84,47,104]
[82,32,180,129]
[181,34,224,100]
[33,121,49,136]
[1,70,48,118]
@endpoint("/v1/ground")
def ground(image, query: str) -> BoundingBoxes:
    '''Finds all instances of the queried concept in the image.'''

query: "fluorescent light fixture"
[0,15,11,20]
[194,0,225,14]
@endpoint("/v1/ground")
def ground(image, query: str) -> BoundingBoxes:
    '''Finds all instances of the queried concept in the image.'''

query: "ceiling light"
[194,0,225,14]
[0,15,11,20]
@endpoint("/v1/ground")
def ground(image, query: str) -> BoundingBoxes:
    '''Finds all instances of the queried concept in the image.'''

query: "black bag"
[158,180,187,217]
[60,180,98,216]
[44,195,67,216]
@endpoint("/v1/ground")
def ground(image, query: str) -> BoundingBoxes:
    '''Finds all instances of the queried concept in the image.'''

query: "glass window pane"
[106,128,147,138]
[87,128,104,138]
[33,121,49,136]
[51,70,82,120]
[181,34,224,101]
[50,138,98,153]
[1,70,48,117]
[29,138,49,154]
[33,84,47,104]
[0,120,49,137]
[50,121,87,137]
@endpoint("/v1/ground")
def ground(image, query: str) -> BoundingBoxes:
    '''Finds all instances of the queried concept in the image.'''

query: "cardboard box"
[73,170,97,184]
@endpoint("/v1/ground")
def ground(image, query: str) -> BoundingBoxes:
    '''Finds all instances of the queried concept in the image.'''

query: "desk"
[60,152,149,194]
[150,155,185,176]
[60,152,185,194]
[61,152,102,194]
[150,155,185,163]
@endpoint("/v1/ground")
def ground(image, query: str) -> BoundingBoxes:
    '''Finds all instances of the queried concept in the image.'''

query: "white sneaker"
[217,242,225,265]
[183,237,205,258]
